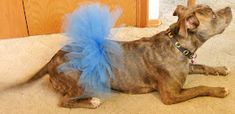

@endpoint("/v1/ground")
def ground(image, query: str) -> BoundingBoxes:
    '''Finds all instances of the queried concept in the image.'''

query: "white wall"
[149,0,160,19]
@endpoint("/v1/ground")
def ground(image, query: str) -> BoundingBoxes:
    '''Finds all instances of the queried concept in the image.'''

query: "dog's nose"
[224,7,232,24]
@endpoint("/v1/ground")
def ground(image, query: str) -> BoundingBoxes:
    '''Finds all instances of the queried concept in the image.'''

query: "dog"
[22,4,232,108]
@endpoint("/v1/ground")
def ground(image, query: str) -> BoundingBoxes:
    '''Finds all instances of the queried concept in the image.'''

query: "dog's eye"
[198,10,206,15]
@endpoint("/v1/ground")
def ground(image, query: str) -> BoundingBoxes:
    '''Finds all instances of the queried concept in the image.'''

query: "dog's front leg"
[189,64,230,76]
[158,78,229,105]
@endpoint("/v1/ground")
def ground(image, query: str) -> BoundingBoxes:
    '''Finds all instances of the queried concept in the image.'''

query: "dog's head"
[173,4,232,42]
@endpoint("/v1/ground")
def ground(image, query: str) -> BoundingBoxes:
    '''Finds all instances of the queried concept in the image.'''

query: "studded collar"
[166,29,197,63]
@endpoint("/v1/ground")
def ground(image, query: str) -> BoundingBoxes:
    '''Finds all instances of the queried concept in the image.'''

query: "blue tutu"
[57,3,123,97]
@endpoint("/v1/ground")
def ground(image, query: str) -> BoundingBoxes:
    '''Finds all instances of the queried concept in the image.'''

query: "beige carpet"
[0,15,235,114]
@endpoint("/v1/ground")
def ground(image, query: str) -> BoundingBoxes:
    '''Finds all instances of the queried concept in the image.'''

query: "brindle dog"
[25,4,232,108]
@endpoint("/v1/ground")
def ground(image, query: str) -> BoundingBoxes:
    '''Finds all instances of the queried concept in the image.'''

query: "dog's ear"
[173,5,188,18]
[178,13,200,38]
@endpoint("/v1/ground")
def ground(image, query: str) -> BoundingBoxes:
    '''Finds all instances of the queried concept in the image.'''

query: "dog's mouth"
[218,28,226,34]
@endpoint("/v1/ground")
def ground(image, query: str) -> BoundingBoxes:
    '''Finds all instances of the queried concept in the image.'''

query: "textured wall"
[159,0,235,25]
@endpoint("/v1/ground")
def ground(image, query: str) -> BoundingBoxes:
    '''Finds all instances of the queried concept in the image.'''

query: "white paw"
[90,97,101,108]
[225,67,230,75]
[223,88,229,96]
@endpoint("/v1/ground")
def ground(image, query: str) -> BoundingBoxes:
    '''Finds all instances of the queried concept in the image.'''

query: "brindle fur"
[25,4,232,108]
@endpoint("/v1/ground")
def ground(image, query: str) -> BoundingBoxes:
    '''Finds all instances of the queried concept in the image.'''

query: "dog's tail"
[24,63,48,84]
[58,3,123,96]
[3,63,48,90]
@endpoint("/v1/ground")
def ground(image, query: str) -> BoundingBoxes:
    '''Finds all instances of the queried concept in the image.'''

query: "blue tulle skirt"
[57,3,123,98]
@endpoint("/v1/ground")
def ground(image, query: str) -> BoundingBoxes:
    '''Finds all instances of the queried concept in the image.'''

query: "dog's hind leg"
[158,77,229,105]
[49,72,102,109]
[60,95,101,108]
[189,64,230,76]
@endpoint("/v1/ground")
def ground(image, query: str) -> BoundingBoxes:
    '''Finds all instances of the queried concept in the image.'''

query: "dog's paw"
[211,87,229,98]
[215,66,230,76]
[220,87,229,97]
[224,67,230,75]
[90,97,101,108]
[223,88,230,96]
